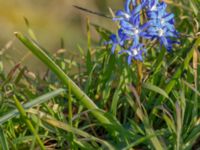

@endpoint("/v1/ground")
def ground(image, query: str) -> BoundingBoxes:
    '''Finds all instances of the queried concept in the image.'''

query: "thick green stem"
[15,32,111,125]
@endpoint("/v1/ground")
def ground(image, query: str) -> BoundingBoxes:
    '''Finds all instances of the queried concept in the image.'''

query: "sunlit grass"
[0,0,200,149]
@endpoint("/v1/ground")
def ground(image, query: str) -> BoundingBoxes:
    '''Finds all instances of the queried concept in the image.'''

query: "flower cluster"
[107,0,179,64]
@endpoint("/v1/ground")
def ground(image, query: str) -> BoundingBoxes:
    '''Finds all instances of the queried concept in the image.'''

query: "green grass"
[0,0,200,149]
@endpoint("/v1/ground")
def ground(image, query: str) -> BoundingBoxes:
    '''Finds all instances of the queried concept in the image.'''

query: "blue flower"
[114,0,144,21]
[145,1,179,51]
[120,15,151,44]
[119,42,146,64]
[107,29,129,53]
[115,0,150,45]
[113,0,132,21]
[107,34,118,53]
[106,0,179,64]
[146,0,159,12]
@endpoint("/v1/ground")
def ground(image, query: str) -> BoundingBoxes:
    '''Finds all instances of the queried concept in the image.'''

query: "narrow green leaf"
[182,80,200,97]
[0,126,9,150]
[143,83,170,99]
[0,88,65,125]
[111,83,122,116]
[13,96,45,150]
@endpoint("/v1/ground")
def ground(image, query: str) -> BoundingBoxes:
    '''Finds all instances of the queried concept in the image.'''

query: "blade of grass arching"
[42,117,116,150]
[0,88,65,125]
[13,95,45,150]
[0,126,9,150]
[142,83,170,100]
[15,32,111,125]
[182,80,200,97]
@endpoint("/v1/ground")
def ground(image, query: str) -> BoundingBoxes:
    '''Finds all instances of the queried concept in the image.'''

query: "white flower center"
[160,19,165,24]
[133,28,139,35]
[158,29,164,37]
[124,13,130,19]
[132,48,138,56]
[151,5,157,11]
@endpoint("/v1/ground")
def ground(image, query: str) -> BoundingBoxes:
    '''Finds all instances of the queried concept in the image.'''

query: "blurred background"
[0,0,122,72]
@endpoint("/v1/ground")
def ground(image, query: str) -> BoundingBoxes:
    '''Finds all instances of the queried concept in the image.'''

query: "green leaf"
[142,83,170,99]
[0,88,65,125]
[0,126,9,150]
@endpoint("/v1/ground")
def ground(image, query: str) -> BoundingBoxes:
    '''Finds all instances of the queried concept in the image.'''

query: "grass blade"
[0,126,9,150]
[13,95,45,150]
[142,83,170,100]
[0,88,65,125]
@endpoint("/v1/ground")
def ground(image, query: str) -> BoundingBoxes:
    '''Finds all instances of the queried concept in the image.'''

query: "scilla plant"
[0,0,200,150]
[108,0,179,63]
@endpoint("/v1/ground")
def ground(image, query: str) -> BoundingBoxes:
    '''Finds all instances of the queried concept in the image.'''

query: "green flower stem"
[14,32,111,125]
[13,95,45,150]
